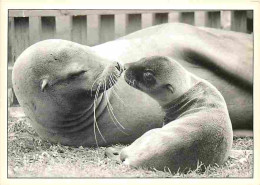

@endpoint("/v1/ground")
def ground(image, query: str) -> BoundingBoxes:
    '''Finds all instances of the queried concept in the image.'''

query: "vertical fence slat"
[87,15,100,46]
[180,12,194,25]
[8,17,15,65]
[7,66,13,88]
[14,17,30,63]
[154,13,168,25]
[221,11,232,30]
[100,15,115,44]
[127,14,142,34]
[231,10,247,33]
[11,17,29,106]
[141,13,155,29]
[8,88,13,107]
[29,16,41,45]
[247,10,253,33]
[71,16,87,45]
[168,12,180,23]
[115,14,127,39]
[55,16,72,40]
[41,16,56,40]
[207,11,221,28]
[8,18,15,106]
[195,11,207,27]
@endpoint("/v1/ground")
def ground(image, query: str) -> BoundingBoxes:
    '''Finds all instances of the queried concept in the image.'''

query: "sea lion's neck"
[162,82,220,124]
[49,90,111,132]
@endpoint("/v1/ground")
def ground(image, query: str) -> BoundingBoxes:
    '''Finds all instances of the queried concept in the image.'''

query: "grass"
[8,117,253,178]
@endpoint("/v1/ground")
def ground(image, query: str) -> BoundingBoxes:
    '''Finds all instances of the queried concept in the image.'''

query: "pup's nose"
[123,63,130,70]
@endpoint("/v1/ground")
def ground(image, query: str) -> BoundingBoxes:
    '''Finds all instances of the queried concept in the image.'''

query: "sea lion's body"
[93,23,252,130]
[12,23,252,149]
[118,56,233,171]
[12,39,163,146]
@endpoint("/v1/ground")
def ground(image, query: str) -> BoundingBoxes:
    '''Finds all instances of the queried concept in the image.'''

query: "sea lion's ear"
[41,79,49,92]
[166,84,175,94]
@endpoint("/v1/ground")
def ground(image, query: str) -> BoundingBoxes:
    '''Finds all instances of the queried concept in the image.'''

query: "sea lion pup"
[120,56,233,172]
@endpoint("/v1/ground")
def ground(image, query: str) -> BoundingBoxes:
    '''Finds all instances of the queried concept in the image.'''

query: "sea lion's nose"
[115,62,121,71]
[115,62,124,74]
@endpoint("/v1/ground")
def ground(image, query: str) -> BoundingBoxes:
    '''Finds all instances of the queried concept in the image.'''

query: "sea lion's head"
[124,56,193,107]
[12,39,124,126]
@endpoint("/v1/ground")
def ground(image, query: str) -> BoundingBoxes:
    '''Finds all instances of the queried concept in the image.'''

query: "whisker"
[104,85,126,131]
[103,79,118,124]
[108,76,125,105]
[123,75,134,87]
[91,75,103,97]
[111,74,121,90]
[110,74,120,90]
[104,79,128,135]
[103,79,113,111]
[107,102,129,135]
[93,82,107,146]
[108,77,127,110]
[93,100,99,147]
[93,82,100,147]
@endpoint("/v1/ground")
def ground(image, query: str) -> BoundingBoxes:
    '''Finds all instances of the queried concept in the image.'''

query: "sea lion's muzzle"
[92,61,124,93]
[115,62,125,74]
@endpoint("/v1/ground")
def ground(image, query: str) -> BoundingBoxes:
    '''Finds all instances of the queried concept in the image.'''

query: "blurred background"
[8,9,253,106]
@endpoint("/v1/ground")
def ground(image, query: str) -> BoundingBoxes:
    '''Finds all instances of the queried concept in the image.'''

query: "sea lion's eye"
[68,70,86,79]
[143,71,154,81]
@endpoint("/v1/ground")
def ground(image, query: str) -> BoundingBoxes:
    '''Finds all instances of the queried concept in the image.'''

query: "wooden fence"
[8,9,253,106]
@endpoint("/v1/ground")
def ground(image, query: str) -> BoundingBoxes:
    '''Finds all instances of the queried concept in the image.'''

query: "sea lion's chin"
[124,73,138,89]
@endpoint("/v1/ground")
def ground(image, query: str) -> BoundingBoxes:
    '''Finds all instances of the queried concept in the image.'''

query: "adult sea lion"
[12,23,252,148]
[116,56,233,172]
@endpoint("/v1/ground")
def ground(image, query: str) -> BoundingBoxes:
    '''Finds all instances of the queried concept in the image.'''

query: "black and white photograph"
[2,2,258,183]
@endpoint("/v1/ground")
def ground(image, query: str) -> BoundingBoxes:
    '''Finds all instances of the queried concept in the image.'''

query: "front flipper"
[105,146,124,163]
[119,112,233,173]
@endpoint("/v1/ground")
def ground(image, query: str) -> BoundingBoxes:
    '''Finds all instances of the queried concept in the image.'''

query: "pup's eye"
[68,70,86,79]
[143,71,154,81]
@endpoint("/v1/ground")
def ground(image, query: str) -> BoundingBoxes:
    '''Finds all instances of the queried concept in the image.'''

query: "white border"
[1,0,259,185]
